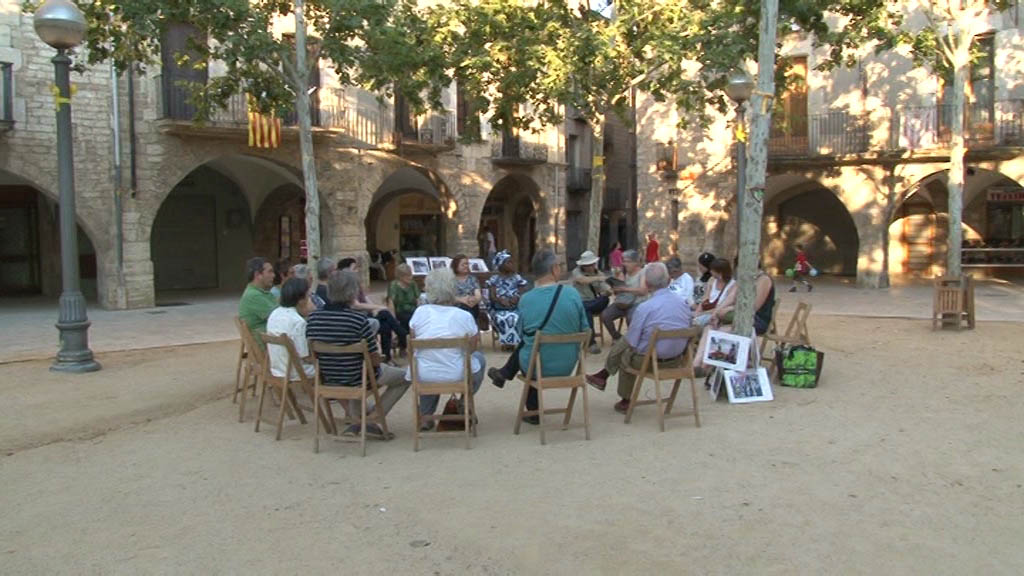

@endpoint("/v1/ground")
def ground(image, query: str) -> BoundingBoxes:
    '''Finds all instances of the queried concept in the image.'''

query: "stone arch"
[477,173,545,273]
[761,173,861,276]
[252,183,335,268]
[889,166,1024,276]
[0,168,106,301]
[363,165,455,274]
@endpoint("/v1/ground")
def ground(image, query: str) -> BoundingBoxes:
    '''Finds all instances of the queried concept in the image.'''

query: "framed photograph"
[702,330,751,372]
[724,367,774,404]
[407,257,430,276]
[468,258,489,273]
[429,257,451,270]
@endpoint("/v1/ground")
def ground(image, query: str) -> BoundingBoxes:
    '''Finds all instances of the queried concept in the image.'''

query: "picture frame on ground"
[407,257,430,276]
[468,258,489,273]
[702,330,751,372]
[429,257,451,270]
[724,367,773,404]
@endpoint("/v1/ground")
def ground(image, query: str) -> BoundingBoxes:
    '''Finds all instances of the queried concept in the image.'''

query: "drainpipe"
[111,63,126,307]
[127,65,138,194]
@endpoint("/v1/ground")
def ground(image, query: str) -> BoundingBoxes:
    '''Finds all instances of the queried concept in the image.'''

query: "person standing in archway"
[482,225,497,269]
[645,233,660,263]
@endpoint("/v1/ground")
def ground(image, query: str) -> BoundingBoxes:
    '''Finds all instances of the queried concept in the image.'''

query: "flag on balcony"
[248,97,280,149]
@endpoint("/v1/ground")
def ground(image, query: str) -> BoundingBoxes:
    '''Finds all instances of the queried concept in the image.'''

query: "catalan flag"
[248,97,281,149]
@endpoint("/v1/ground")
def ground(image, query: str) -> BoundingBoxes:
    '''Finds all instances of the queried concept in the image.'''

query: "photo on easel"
[407,257,430,276]
[724,367,774,403]
[702,330,751,372]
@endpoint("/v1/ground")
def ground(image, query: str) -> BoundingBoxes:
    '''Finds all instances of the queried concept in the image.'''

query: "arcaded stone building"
[0,5,600,309]
[634,8,1024,287]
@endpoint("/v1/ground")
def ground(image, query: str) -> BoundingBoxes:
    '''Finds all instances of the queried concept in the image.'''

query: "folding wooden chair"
[756,298,782,361]
[590,310,605,345]
[257,333,336,440]
[234,318,266,423]
[621,327,703,432]
[409,336,476,451]
[309,340,389,457]
[933,276,973,330]
[514,331,592,445]
[233,317,249,403]
[761,301,812,376]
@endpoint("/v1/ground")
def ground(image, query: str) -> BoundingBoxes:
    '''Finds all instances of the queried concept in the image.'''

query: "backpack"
[776,345,824,388]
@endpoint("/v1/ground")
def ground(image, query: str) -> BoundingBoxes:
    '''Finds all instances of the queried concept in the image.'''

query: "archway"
[762,178,860,276]
[889,168,1022,275]
[364,166,450,279]
[481,174,542,274]
[0,172,98,300]
[253,184,334,268]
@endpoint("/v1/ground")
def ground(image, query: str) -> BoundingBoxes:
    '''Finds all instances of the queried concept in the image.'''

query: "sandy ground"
[1,315,1023,574]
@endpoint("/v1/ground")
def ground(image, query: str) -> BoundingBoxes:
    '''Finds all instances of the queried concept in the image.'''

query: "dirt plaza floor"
[1,314,1023,574]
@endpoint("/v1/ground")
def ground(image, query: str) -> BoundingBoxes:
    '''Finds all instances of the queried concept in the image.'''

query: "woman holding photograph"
[691,261,776,374]
[486,250,529,349]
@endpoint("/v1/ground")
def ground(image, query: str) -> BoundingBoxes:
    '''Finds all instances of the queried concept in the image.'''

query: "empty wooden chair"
[761,301,812,376]
[621,326,703,431]
[933,276,974,330]
[234,318,266,423]
[514,331,592,445]
[409,336,476,451]
[309,340,389,457]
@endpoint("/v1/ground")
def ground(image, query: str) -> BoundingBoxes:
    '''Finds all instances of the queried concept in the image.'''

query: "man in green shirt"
[487,248,589,424]
[239,257,278,340]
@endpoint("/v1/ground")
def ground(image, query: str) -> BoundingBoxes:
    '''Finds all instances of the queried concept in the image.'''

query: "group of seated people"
[238,241,777,438]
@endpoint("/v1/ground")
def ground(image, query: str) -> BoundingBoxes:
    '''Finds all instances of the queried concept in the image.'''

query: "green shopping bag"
[776,345,824,388]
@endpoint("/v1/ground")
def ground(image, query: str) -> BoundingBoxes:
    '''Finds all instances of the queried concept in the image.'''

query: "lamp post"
[725,70,754,248]
[35,0,100,373]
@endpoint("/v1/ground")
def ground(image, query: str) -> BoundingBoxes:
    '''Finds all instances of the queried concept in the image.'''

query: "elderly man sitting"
[586,262,693,414]
[306,269,410,440]
[571,249,612,355]
[407,267,486,431]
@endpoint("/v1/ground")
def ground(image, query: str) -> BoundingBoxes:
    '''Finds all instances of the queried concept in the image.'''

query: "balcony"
[768,111,870,158]
[0,62,14,133]
[766,101,1024,161]
[490,134,549,166]
[391,110,456,153]
[567,167,593,191]
[155,75,388,147]
[891,101,1024,150]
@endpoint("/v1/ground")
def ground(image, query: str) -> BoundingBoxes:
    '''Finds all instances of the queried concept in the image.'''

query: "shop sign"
[987,189,1024,203]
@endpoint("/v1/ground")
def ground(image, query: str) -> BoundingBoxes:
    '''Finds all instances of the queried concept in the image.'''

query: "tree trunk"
[294,0,321,280]
[588,117,605,255]
[946,44,969,279]
[733,0,779,340]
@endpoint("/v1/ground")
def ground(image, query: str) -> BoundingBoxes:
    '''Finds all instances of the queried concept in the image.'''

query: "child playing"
[789,244,814,293]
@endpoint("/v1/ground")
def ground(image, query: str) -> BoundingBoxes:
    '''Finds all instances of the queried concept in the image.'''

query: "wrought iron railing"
[490,133,549,163]
[567,167,593,191]
[768,111,869,157]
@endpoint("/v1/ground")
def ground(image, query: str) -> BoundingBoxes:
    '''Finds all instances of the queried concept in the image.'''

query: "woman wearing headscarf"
[486,250,528,349]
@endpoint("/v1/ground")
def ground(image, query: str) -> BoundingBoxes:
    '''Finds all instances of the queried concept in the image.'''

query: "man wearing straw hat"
[570,250,612,355]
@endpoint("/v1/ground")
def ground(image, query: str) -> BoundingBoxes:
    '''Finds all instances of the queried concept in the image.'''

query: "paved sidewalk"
[2,277,1022,364]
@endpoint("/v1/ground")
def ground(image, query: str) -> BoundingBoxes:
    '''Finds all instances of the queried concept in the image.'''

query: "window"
[0,62,12,124]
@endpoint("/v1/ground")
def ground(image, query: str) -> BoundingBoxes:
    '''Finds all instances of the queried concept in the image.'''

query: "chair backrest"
[309,339,375,389]
[408,336,472,386]
[525,330,591,381]
[933,280,963,313]
[235,317,265,364]
[262,331,309,384]
[784,301,812,342]
[648,326,703,364]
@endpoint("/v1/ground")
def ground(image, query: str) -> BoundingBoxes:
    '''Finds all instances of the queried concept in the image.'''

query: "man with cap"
[570,250,612,354]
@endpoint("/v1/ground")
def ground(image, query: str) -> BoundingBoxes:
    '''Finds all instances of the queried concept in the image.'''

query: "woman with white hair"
[407,267,486,430]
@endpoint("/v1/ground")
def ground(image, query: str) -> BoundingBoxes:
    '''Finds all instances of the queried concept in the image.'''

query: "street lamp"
[34,0,100,373]
[725,70,754,247]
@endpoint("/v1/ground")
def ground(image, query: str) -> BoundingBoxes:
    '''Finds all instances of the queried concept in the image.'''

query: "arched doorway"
[252,184,333,268]
[364,166,450,279]
[763,179,859,276]
[0,173,97,299]
[481,175,542,273]
[889,168,1022,276]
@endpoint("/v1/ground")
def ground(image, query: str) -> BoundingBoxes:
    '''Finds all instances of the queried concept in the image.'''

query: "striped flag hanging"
[248,96,281,149]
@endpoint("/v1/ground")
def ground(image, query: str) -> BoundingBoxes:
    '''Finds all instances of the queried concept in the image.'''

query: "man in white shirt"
[266,276,316,379]
[406,267,486,430]
[665,256,695,306]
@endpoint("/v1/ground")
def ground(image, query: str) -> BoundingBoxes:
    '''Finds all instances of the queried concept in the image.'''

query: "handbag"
[775,345,825,388]
[436,395,466,431]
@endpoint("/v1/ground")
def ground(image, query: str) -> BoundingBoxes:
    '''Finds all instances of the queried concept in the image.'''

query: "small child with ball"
[787,243,815,292]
